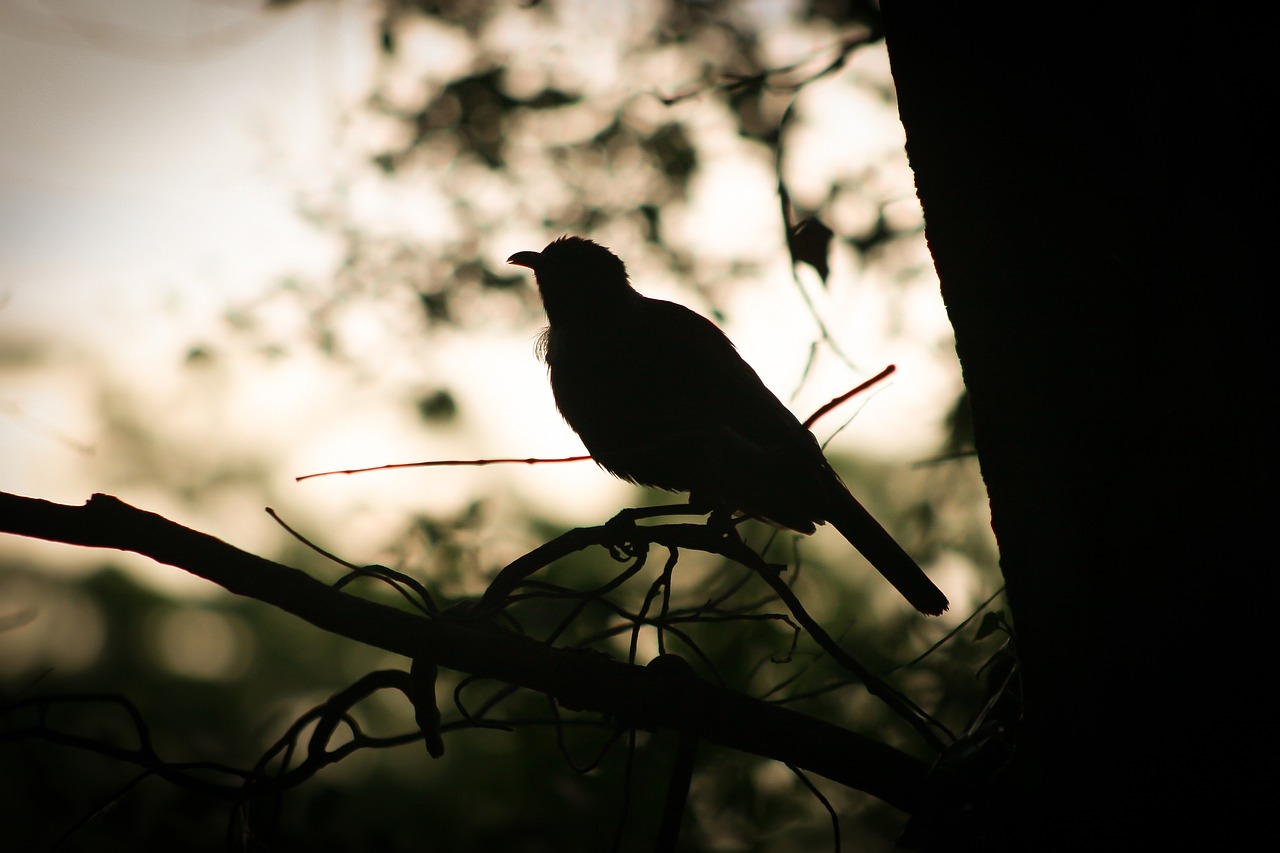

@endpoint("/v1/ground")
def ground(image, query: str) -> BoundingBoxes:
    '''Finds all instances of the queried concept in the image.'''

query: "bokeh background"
[2,1,999,850]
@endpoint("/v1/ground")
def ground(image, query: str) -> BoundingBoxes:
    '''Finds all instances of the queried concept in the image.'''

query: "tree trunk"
[882,3,1269,849]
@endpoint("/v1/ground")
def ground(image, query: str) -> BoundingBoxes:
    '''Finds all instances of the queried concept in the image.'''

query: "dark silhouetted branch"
[0,490,930,812]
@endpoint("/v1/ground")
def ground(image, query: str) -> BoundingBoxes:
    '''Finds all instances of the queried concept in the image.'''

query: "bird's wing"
[635,297,811,450]
[547,293,827,527]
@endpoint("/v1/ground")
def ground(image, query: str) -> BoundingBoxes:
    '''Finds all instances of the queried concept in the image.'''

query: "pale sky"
[1,1,967,601]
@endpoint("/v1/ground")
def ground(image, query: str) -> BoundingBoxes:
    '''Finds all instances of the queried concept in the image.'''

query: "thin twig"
[802,365,896,429]
[295,454,590,482]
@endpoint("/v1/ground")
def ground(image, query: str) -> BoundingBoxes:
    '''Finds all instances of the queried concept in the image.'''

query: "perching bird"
[508,236,948,615]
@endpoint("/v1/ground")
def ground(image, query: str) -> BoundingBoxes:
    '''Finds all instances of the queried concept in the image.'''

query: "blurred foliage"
[2,0,1001,850]
[230,0,943,382]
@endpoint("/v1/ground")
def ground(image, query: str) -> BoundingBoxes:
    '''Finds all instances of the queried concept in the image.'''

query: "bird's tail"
[826,485,949,616]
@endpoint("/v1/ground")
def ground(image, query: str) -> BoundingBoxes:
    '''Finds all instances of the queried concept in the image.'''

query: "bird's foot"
[706,508,736,535]
[605,507,642,530]
[606,502,708,528]
[603,508,652,560]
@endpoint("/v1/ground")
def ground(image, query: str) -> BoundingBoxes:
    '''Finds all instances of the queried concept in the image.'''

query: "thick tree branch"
[0,490,930,812]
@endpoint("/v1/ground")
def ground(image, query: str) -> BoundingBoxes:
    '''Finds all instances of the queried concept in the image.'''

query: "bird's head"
[508,236,634,325]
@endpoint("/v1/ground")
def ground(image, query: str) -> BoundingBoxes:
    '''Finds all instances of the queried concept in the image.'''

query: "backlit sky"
[1,0,967,601]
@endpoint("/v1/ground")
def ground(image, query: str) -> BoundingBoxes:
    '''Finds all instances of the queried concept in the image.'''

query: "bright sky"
[1,2,355,325]
[2,2,371,579]
[1,1,966,600]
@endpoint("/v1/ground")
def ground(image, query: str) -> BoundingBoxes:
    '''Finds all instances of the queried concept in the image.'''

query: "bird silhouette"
[508,236,948,615]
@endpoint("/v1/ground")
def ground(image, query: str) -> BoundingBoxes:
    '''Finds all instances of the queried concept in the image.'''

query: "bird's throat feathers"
[537,274,639,328]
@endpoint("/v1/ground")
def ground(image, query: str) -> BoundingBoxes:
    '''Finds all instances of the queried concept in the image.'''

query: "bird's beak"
[507,250,541,270]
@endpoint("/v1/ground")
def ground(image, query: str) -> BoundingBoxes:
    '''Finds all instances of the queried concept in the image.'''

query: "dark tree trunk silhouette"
[883,3,1268,849]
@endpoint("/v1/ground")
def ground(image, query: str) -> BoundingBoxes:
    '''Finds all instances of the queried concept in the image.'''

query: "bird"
[507,236,948,615]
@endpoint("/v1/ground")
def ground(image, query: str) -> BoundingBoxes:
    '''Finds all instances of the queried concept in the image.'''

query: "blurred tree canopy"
[234,0,935,374]
[1,2,1008,852]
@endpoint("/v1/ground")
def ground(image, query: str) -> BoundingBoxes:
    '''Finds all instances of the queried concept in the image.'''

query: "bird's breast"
[545,327,649,421]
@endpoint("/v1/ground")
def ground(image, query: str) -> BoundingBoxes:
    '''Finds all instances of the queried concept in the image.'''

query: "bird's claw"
[706,508,741,538]
[605,507,642,530]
